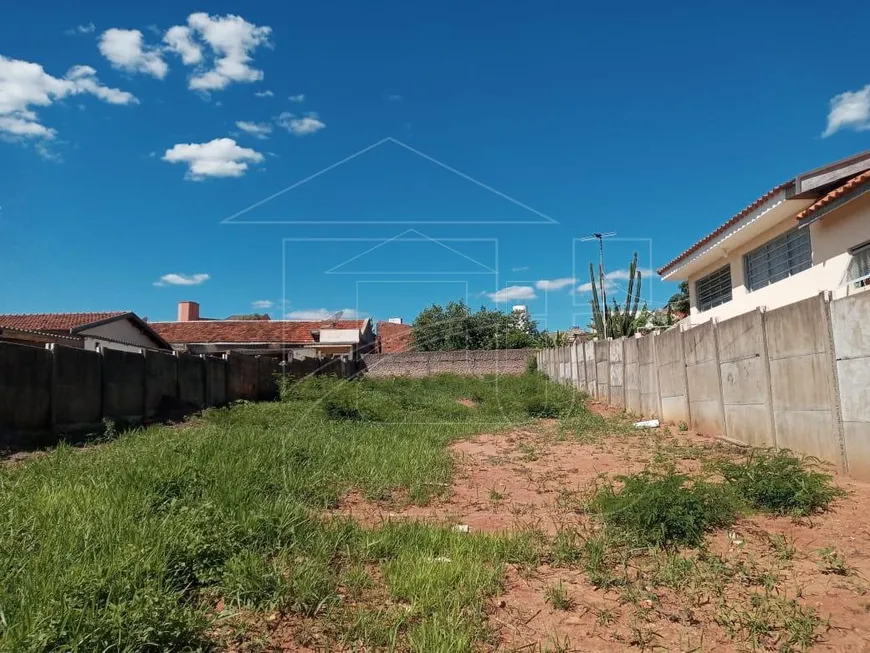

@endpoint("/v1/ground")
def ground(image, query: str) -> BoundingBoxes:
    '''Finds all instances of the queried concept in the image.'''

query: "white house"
[658,151,870,324]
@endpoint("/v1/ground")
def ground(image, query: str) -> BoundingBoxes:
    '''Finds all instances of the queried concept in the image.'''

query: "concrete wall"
[0,342,51,432]
[717,309,774,448]
[536,288,870,480]
[0,344,283,444]
[655,327,689,424]
[624,338,641,414]
[637,333,660,417]
[362,349,532,378]
[831,291,870,479]
[145,350,178,417]
[103,348,146,420]
[683,321,725,436]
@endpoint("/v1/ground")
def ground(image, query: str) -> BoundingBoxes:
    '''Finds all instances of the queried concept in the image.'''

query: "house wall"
[537,287,870,480]
[79,318,160,351]
[685,192,870,325]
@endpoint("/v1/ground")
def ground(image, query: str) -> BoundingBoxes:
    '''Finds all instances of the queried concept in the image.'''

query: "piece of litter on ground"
[453,524,470,533]
[634,419,660,429]
[431,556,453,563]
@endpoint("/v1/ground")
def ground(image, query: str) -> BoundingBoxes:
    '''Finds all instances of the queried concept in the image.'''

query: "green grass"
[544,580,575,611]
[0,373,581,652]
[588,468,741,548]
[714,449,846,517]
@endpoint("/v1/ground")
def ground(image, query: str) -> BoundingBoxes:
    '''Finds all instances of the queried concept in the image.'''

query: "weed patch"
[715,450,845,517]
[589,468,740,547]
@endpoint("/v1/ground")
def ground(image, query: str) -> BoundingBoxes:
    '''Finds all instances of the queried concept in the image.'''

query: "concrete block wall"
[0,343,283,444]
[362,349,533,378]
[536,289,870,480]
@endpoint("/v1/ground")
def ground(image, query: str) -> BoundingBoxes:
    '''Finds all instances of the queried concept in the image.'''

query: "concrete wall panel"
[258,357,281,400]
[206,356,227,406]
[177,353,205,407]
[720,358,767,406]
[843,422,870,481]
[53,346,101,428]
[686,360,720,402]
[226,353,259,400]
[769,354,832,411]
[0,342,51,432]
[717,310,764,362]
[145,351,177,416]
[773,411,841,461]
[765,296,827,359]
[624,338,641,414]
[102,348,145,420]
[725,404,774,447]
[838,358,870,423]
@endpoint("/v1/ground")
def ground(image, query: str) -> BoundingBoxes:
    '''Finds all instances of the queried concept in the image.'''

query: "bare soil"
[332,401,870,652]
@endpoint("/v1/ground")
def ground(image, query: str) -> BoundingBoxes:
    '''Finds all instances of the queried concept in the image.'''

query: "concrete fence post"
[711,319,729,441]
[47,343,57,432]
[820,292,849,473]
[679,325,693,427]
[757,307,778,450]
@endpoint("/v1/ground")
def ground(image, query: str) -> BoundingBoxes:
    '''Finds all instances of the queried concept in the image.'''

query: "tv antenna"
[580,232,617,339]
[324,310,344,324]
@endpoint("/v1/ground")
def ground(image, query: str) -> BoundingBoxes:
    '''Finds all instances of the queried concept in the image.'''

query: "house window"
[844,241,870,288]
[744,227,812,291]
[695,265,732,311]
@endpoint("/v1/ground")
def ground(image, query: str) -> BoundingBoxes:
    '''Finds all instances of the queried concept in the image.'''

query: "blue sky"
[1,1,869,329]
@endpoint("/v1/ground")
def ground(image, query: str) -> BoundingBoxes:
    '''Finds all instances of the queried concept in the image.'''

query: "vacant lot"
[1,373,867,651]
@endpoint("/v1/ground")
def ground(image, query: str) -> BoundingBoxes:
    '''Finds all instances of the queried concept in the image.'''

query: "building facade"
[658,152,870,325]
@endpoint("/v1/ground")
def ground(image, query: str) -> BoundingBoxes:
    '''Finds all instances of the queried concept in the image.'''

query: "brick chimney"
[178,301,200,322]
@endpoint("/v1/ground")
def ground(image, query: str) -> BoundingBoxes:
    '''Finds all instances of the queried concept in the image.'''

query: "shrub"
[589,469,740,547]
[715,450,845,517]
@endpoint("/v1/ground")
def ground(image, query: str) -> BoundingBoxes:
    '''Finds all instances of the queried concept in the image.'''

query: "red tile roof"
[796,170,870,222]
[149,319,366,344]
[0,311,127,332]
[656,181,791,276]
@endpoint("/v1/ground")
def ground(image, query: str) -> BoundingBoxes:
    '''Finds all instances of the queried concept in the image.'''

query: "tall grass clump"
[0,372,583,651]
[589,468,740,547]
[715,450,845,517]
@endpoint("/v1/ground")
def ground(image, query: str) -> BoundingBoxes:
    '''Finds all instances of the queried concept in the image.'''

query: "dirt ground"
[335,402,870,652]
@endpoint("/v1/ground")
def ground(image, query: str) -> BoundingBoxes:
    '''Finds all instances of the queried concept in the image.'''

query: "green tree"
[589,252,643,339]
[411,301,539,351]
[668,281,690,315]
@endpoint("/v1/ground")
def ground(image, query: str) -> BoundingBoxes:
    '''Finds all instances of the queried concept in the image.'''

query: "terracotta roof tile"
[656,181,791,276]
[0,312,127,332]
[795,170,870,222]
[149,319,366,344]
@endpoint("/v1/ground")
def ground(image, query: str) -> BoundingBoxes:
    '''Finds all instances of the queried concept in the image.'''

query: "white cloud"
[99,28,168,79]
[486,285,537,302]
[511,266,529,272]
[162,137,264,180]
[65,23,96,35]
[575,279,615,294]
[387,94,402,101]
[605,267,653,280]
[276,111,325,136]
[251,300,274,309]
[164,12,271,92]
[285,308,361,321]
[235,120,272,139]
[153,273,210,287]
[823,84,870,137]
[0,55,137,140]
[288,93,305,102]
[163,25,203,65]
[535,277,575,291]
[254,89,274,98]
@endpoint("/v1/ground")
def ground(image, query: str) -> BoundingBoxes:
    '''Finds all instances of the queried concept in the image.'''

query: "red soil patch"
[331,413,870,651]
[456,398,477,408]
